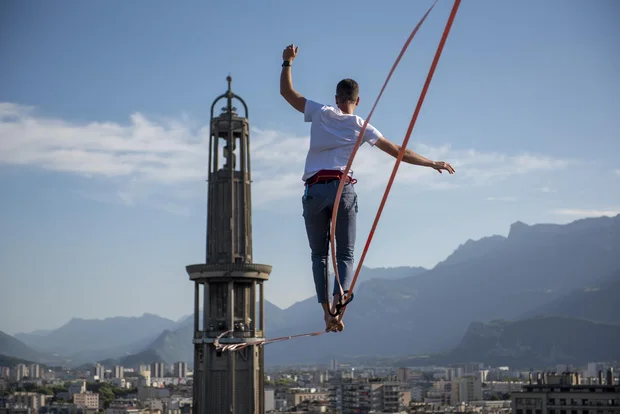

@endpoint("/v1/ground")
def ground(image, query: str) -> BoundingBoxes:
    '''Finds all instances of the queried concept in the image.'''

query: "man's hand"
[283,44,298,63]
[431,161,455,174]
[375,137,456,175]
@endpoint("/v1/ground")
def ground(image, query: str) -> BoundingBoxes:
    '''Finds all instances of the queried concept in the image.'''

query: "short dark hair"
[336,78,359,104]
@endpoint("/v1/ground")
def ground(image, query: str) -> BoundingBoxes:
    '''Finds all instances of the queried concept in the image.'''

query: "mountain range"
[2,214,619,370]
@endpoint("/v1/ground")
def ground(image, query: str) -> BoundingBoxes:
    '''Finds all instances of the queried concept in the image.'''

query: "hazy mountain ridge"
[124,215,619,367]
[435,234,506,269]
[12,313,180,366]
[7,215,619,368]
[0,331,65,366]
[519,269,620,324]
[356,265,428,281]
[0,354,39,369]
[262,215,620,365]
[432,315,620,368]
[0,331,45,363]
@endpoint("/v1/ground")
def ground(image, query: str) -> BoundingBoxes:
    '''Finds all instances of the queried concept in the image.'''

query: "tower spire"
[185,75,271,414]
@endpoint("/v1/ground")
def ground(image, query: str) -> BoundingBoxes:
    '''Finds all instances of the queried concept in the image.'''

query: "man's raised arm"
[375,136,456,174]
[280,44,306,114]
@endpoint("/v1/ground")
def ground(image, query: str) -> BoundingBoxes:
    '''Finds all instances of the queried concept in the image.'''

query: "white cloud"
[0,102,577,210]
[538,187,557,193]
[615,169,620,175]
[486,196,518,202]
[552,209,620,218]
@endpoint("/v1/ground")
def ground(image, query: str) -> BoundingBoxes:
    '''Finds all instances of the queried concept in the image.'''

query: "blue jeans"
[302,180,358,304]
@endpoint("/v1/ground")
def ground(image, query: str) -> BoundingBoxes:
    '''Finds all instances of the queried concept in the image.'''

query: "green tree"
[36,386,54,396]
[51,385,68,394]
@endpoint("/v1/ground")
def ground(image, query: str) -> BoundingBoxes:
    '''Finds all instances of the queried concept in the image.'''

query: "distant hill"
[435,235,506,269]
[18,214,619,369]
[141,325,194,366]
[519,270,620,324]
[116,215,620,367]
[415,316,620,368]
[121,301,286,367]
[116,266,432,367]
[0,331,52,364]
[259,215,620,365]
[357,265,428,281]
[15,313,179,363]
[95,349,165,370]
[0,354,38,369]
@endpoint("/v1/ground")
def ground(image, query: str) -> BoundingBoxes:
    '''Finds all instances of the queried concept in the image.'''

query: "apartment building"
[73,391,100,409]
[150,363,165,379]
[451,376,482,404]
[512,370,620,414]
[425,380,451,405]
[173,362,187,379]
[329,377,410,414]
[284,388,328,407]
[14,365,27,382]
[372,381,411,412]
[29,364,41,380]
[7,392,47,412]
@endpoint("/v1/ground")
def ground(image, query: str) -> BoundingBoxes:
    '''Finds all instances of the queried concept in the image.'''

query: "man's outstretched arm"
[280,44,306,114]
[375,136,456,174]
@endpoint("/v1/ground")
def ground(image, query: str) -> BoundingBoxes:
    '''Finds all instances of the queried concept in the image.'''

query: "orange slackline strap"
[331,0,462,321]
[213,0,461,352]
[329,0,439,301]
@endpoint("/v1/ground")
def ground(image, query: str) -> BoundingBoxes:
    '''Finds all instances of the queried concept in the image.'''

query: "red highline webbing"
[329,0,439,300]
[331,0,461,323]
[214,0,461,352]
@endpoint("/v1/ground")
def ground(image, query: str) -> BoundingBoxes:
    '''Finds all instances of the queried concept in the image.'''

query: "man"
[279,44,455,332]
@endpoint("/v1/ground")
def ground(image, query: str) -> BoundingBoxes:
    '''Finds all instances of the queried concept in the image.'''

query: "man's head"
[335,78,360,113]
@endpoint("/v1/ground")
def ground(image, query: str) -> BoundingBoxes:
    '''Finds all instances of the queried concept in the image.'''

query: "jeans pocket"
[340,190,358,214]
[302,195,309,218]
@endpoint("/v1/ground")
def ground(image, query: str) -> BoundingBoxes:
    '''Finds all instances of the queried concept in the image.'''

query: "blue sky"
[1,0,618,336]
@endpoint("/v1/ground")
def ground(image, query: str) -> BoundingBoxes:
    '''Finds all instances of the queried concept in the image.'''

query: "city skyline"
[1,0,619,335]
[1,357,618,413]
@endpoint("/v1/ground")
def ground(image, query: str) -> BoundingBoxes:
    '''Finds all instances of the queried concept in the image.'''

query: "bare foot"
[324,314,339,332]
[329,302,345,331]
[334,315,345,332]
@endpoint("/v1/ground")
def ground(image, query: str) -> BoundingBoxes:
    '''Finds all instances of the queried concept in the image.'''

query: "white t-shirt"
[302,99,383,181]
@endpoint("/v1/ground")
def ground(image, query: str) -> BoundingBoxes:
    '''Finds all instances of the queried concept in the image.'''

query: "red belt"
[305,169,358,186]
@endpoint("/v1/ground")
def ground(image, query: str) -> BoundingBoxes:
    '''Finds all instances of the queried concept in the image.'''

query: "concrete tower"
[186,76,272,414]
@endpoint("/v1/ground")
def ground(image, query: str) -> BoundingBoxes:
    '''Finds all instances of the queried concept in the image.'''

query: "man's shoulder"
[352,114,376,129]
[307,99,336,112]
[305,99,329,122]
[305,100,348,123]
